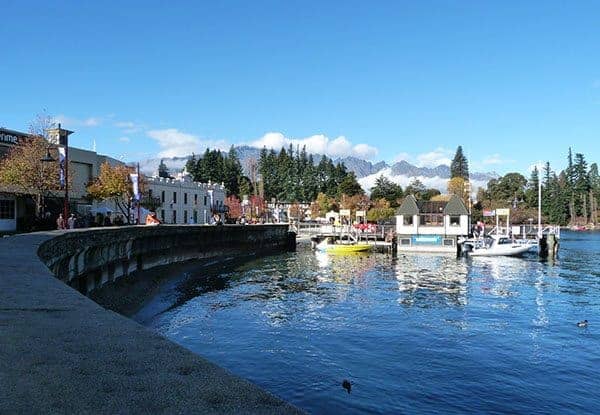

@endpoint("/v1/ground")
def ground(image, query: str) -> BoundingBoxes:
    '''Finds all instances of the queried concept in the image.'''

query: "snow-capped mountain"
[136,146,497,193]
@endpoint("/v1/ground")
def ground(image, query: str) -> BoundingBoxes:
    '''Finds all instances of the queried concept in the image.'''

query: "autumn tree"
[225,195,242,221]
[447,177,469,205]
[87,162,145,224]
[0,136,68,217]
[366,198,396,222]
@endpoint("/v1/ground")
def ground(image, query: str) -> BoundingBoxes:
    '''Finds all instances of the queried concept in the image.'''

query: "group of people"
[56,213,77,230]
[55,212,127,230]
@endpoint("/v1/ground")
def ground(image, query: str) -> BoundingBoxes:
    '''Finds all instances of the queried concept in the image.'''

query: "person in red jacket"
[145,212,161,226]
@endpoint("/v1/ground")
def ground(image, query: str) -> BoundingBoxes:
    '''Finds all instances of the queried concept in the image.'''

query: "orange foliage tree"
[87,162,148,224]
[0,136,71,217]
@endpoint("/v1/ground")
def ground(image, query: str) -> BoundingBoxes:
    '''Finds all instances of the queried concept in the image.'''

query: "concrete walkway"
[0,231,302,414]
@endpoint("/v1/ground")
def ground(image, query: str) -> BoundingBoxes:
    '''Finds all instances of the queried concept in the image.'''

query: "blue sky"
[1,0,599,175]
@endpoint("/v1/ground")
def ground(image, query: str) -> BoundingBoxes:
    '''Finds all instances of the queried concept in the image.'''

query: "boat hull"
[468,244,531,257]
[317,243,372,253]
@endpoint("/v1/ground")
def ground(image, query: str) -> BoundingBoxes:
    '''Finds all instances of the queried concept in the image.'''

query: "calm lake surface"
[135,231,600,414]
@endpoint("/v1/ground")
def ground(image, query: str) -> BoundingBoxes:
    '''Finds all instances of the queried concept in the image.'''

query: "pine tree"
[450,146,469,179]
[525,166,539,208]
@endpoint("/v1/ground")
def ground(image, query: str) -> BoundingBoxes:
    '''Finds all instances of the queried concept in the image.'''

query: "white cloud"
[249,132,379,160]
[118,136,130,142]
[393,152,411,163]
[353,143,378,159]
[481,153,514,165]
[55,114,102,127]
[415,147,453,167]
[147,128,227,158]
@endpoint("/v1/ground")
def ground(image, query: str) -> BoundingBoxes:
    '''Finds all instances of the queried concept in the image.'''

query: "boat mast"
[538,162,542,239]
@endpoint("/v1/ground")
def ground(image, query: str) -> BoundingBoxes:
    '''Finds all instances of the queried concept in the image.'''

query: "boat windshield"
[497,238,512,245]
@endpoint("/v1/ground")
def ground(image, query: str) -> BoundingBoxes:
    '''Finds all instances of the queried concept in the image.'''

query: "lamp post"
[47,124,73,221]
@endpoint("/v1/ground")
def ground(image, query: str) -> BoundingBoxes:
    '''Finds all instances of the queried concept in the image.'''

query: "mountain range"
[137,145,497,193]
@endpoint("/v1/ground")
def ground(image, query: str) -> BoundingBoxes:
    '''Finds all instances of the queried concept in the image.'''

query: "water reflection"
[139,232,600,414]
[394,253,468,307]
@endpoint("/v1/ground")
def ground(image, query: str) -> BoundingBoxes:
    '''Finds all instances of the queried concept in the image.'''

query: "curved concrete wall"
[39,224,292,295]
[0,225,302,414]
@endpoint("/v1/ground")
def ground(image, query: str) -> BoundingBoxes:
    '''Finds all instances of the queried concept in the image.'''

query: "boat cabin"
[395,194,470,252]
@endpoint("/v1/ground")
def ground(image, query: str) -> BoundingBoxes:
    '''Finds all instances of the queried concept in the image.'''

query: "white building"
[0,126,122,232]
[395,194,470,252]
[146,173,226,224]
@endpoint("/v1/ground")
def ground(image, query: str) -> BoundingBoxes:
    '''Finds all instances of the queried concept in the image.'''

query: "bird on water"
[576,320,588,327]
[342,379,352,394]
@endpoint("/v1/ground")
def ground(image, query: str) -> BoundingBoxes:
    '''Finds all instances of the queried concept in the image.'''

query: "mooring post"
[538,235,548,259]
[547,234,558,259]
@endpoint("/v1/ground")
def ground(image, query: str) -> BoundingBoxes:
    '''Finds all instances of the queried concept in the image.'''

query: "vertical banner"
[58,147,66,189]
[130,173,140,201]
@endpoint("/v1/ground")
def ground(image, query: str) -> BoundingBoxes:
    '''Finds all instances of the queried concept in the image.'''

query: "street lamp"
[46,124,73,221]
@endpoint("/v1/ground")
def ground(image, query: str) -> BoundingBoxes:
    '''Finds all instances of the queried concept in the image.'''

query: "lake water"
[135,231,600,414]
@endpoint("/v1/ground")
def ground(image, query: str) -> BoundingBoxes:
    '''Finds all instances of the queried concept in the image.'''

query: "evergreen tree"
[337,172,364,197]
[404,178,426,199]
[450,146,469,179]
[223,146,243,196]
[370,175,403,207]
[525,166,539,208]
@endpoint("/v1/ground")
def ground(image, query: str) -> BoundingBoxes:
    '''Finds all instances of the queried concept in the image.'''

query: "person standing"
[56,214,65,230]
[67,213,76,229]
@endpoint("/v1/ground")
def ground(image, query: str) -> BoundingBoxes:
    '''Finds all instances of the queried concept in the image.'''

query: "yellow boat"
[315,238,372,253]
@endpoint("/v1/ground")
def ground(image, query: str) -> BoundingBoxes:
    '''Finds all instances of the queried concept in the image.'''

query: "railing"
[295,222,396,241]
[487,224,561,239]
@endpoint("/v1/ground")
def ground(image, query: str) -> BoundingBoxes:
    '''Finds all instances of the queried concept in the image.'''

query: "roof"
[396,194,468,216]
[443,194,469,215]
[396,195,419,215]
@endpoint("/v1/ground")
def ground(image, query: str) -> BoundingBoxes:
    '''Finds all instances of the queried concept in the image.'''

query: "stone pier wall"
[38,224,291,295]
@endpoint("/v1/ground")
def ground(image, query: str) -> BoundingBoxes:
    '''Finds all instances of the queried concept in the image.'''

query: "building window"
[161,191,165,203]
[194,194,198,204]
[0,199,15,219]
[148,189,153,198]
[172,210,177,223]
[450,215,461,226]
[419,214,444,226]
[204,196,207,206]
[403,215,413,226]
[184,193,188,204]
[160,210,165,222]
[173,192,177,204]
[184,210,188,223]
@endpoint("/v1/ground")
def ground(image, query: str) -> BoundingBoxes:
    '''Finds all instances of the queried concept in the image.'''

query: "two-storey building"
[146,173,226,224]
[395,194,470,252]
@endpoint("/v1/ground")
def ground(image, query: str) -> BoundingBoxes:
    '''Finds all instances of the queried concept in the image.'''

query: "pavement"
[0,231,303,414]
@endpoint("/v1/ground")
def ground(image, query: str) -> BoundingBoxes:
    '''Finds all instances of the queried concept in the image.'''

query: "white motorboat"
[463,235,533,257]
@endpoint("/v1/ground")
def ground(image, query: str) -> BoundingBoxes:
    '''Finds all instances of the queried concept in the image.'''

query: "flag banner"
[58,147,66,188]
[130,173,140,201]
[483,209,495,217]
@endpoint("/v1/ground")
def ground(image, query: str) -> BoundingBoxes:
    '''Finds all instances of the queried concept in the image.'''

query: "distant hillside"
[136,145,497,193]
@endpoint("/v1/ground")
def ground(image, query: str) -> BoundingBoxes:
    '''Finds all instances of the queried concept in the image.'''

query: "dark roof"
[396,195,419,215]
[443,194,469,215]
[396,194,468,216]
